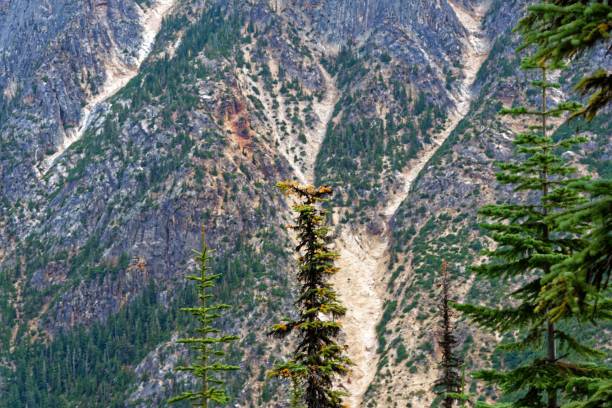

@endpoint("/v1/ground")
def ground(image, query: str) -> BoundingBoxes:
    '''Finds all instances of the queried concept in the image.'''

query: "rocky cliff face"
[1,0,141,196]
[0,0,608,407]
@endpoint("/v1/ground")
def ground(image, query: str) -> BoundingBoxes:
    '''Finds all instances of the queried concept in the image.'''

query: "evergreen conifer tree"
[269,181,351,408]
[516,0,612,120]
[536,179,612,408]
[434,260,464,408]
[170,228,239,407]
[516,6,612,406]
[454,60,590,408]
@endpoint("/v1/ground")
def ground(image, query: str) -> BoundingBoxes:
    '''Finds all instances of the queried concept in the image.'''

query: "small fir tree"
[454,60,590,408]
[269,181,351,408]
[434,260,464,408]
[170,229,239,407]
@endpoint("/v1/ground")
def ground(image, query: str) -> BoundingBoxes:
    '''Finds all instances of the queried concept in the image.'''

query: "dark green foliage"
[315,46,437,216]
[516,1,612,120]
[123,5,242,111]
[525,176,612,407]
[561,374,612,408]
[455,62,590,408]
[376,300,398,352]
[269,182,351,408]
[434,261,463,408]
[170,229,239,407]
[537,179,612,323]
[0,267,17,349]
[2,236,281,407]
[379,52,392,64]
[515,12,612,406]
[1,282,190,408]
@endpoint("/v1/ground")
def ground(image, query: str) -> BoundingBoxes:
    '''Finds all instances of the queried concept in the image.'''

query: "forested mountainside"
[0,0,609,407]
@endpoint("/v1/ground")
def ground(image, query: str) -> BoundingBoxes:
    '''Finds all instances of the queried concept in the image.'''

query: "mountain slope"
[328,1,492,404]
[0,1,608,407]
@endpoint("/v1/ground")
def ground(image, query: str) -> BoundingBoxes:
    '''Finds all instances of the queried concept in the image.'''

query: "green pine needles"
[170,229,239,407]
[269,181,351,408]
[516,0,612,120]
[455,60,591,408]
[537,178,612,323]
[514,4,612,407]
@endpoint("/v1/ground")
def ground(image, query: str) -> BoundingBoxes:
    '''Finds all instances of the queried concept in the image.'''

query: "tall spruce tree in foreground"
[455,60,591,408]
[516,0,612,120]
[434,260,464,408]
[269,181,351,408]
[516,4,612,406]
[516,1,612,310]
[537,178,612,408]
[170,229,239,407]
